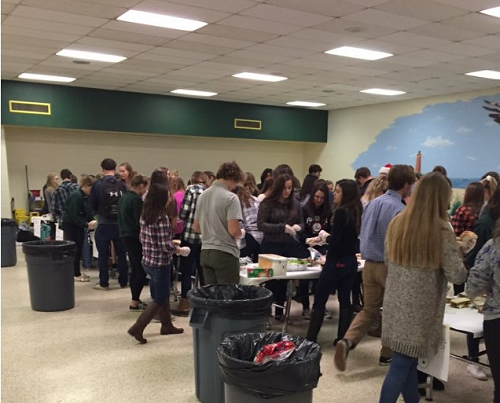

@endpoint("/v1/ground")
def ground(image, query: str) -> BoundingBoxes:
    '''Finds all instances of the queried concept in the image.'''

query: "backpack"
[101,177,123,219]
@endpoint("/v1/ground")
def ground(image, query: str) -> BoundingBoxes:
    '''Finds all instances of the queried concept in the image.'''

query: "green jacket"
[62,189,93,229]
[466,209,496,268]
[117,190,143,239]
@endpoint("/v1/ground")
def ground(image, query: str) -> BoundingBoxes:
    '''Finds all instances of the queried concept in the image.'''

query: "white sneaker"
[467,364,488,381]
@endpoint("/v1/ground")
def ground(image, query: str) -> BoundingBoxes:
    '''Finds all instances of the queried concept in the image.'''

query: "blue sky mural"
[352,94,500,188]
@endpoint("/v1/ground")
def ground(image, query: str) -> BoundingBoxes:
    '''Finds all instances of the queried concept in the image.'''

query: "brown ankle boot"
[159,302,184,335]
[128,302,161,344]
[171,298,190,317]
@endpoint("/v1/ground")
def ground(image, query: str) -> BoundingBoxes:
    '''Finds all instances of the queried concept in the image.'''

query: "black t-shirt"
[325,207,358,260]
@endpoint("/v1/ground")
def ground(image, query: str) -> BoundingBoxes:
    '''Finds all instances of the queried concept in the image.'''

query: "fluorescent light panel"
[325,46,393,60]
[232,72,287,82]
[287,101,326,107]
[171,89,217,97]
[465,70,500,80]
[56,49,126,63]
[117,10,207,31]
[480,6,500,18]
[360,88,406,96]
[18,73,75,83]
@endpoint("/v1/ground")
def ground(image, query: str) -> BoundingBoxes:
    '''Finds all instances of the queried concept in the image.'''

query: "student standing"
[306,180,361,344]
[194,162,245,285]
[118,175,149,311]
[62,176,97,282]
[378,173,467,403]
[128,184,184,344]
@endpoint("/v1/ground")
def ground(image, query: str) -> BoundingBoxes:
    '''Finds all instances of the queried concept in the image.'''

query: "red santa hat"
[379,164,392,175]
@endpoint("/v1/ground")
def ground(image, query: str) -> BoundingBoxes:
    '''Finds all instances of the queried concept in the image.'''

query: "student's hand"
[292,224,301,232]
[236,228,246,240]
[87,220,97,230]
[176,246,191,257]
[285,225,297,237]
[458,238,477,254]
[318,230,330,243]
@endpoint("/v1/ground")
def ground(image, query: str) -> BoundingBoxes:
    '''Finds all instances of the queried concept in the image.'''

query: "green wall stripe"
[1,80,327,143]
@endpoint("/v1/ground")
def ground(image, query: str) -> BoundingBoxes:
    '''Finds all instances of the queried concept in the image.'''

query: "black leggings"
[63,224,83,277]
[484,318,500,403]
[122,237,146,302]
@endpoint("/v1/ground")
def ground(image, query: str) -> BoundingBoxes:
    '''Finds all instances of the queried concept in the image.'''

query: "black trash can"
[187,284,273,403]
[23,241,76,312]
[1,219,18,267]
[217,332,322,403]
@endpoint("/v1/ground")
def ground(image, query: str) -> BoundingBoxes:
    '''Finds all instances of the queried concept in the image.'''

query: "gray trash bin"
[217,332,322,403]
[1,219,18,267]
[23,240,76,312]
[187,284,273,403]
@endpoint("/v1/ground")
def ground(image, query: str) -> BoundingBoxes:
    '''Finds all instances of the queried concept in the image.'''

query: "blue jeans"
[95,223,128,287]
[143,264,170,305]
[81,228,92,268]
[379,352,419,403]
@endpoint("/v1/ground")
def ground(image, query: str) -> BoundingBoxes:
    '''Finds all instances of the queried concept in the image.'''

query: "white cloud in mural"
[467,156,476,161]
[432,115,444,121]
[457,126,472,134]
[423,136,453,148]
[385,146,397,151]
[486,120,496,127]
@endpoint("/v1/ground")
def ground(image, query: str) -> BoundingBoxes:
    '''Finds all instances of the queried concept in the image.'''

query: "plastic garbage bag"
[217,332,322,399]
[187,284,273,319]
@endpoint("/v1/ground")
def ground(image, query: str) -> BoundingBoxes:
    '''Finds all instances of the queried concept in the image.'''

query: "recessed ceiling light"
[117,10,207,31]
[360,88,406,96]
[18,73,76,83]
[286,101,326,107]
[56,49,126,63]
[171,89,217,97]
[325,46,393,60]
[480,6,500,18]
[465,70,500,80]
[232,72,287,82]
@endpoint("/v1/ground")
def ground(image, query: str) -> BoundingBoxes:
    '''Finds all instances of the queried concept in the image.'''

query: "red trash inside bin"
[254,340,295,364]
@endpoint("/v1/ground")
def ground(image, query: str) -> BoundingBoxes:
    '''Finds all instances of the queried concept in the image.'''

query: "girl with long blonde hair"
[379,172,468,403]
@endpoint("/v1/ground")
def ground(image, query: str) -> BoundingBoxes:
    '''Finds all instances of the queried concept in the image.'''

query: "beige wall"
[1,127,12,217]
[4,126,306,211]
[304,87,500,183]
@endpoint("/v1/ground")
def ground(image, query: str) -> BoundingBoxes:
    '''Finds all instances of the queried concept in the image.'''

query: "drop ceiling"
[2,0,500,110]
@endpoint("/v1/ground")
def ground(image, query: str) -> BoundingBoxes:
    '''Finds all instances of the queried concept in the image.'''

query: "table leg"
[281,280,293,333]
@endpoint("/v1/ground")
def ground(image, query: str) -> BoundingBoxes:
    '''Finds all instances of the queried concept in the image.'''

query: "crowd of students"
[43,158,500,403]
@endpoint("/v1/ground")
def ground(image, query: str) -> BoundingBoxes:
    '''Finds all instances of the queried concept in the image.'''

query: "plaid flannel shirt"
[242,196,263,244]
[179,184,204,244]
[451,205,478,237]
[51,181,80,222]
[140,216,175,267]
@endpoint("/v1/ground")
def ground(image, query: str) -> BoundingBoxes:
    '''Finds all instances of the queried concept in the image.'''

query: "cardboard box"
[257,254,288,276]
[247,268,273,278]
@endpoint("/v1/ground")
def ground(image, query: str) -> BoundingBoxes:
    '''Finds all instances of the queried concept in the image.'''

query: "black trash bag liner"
[17,230,39,243]
[217,332,322,399]
[187,284,273,319]
[23,240,76,257]
[1,219,18,227]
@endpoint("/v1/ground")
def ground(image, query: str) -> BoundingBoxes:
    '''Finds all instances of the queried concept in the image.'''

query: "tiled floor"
[1,246,493,403]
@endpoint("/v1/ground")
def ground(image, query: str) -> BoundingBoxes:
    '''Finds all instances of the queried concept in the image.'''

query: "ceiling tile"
[355,39,420,55]
[377,32,451,48]
[430,0,500,12]
[462,36,500,52]
[75,36,154,52]
[21,0,127,18]
[245,44,314,58]
[239,4,331,27]
[403,49,466,62]
[196,24,278,43]
[264,0,365,17]
[375,0,467,21]
[2,3,16,14]
[217,15,303,35]
[314,18,399,39]
[407,22,484,42]
[431,42,497,57]
[163,39,236,56]
[288,28,364,46]
[1,35,70,50]
[3,15,95,35]
[116,58,176,74]
[82,0,143,7]
[134,0,230,23]
[226,49,292,64]
[441,13,500,34]
[264,36,331,53]
[178,32,255,49]
[148,46,216,61]
[2,25,81,42]
[210,55,270,68]
[88,28,168,46]
[159,0,255,13]
[11,5,109,27]
[343,9,429,30]
[99,20,187,39]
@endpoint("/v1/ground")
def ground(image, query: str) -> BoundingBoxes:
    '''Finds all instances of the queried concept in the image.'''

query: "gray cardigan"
[382,226,467,358]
